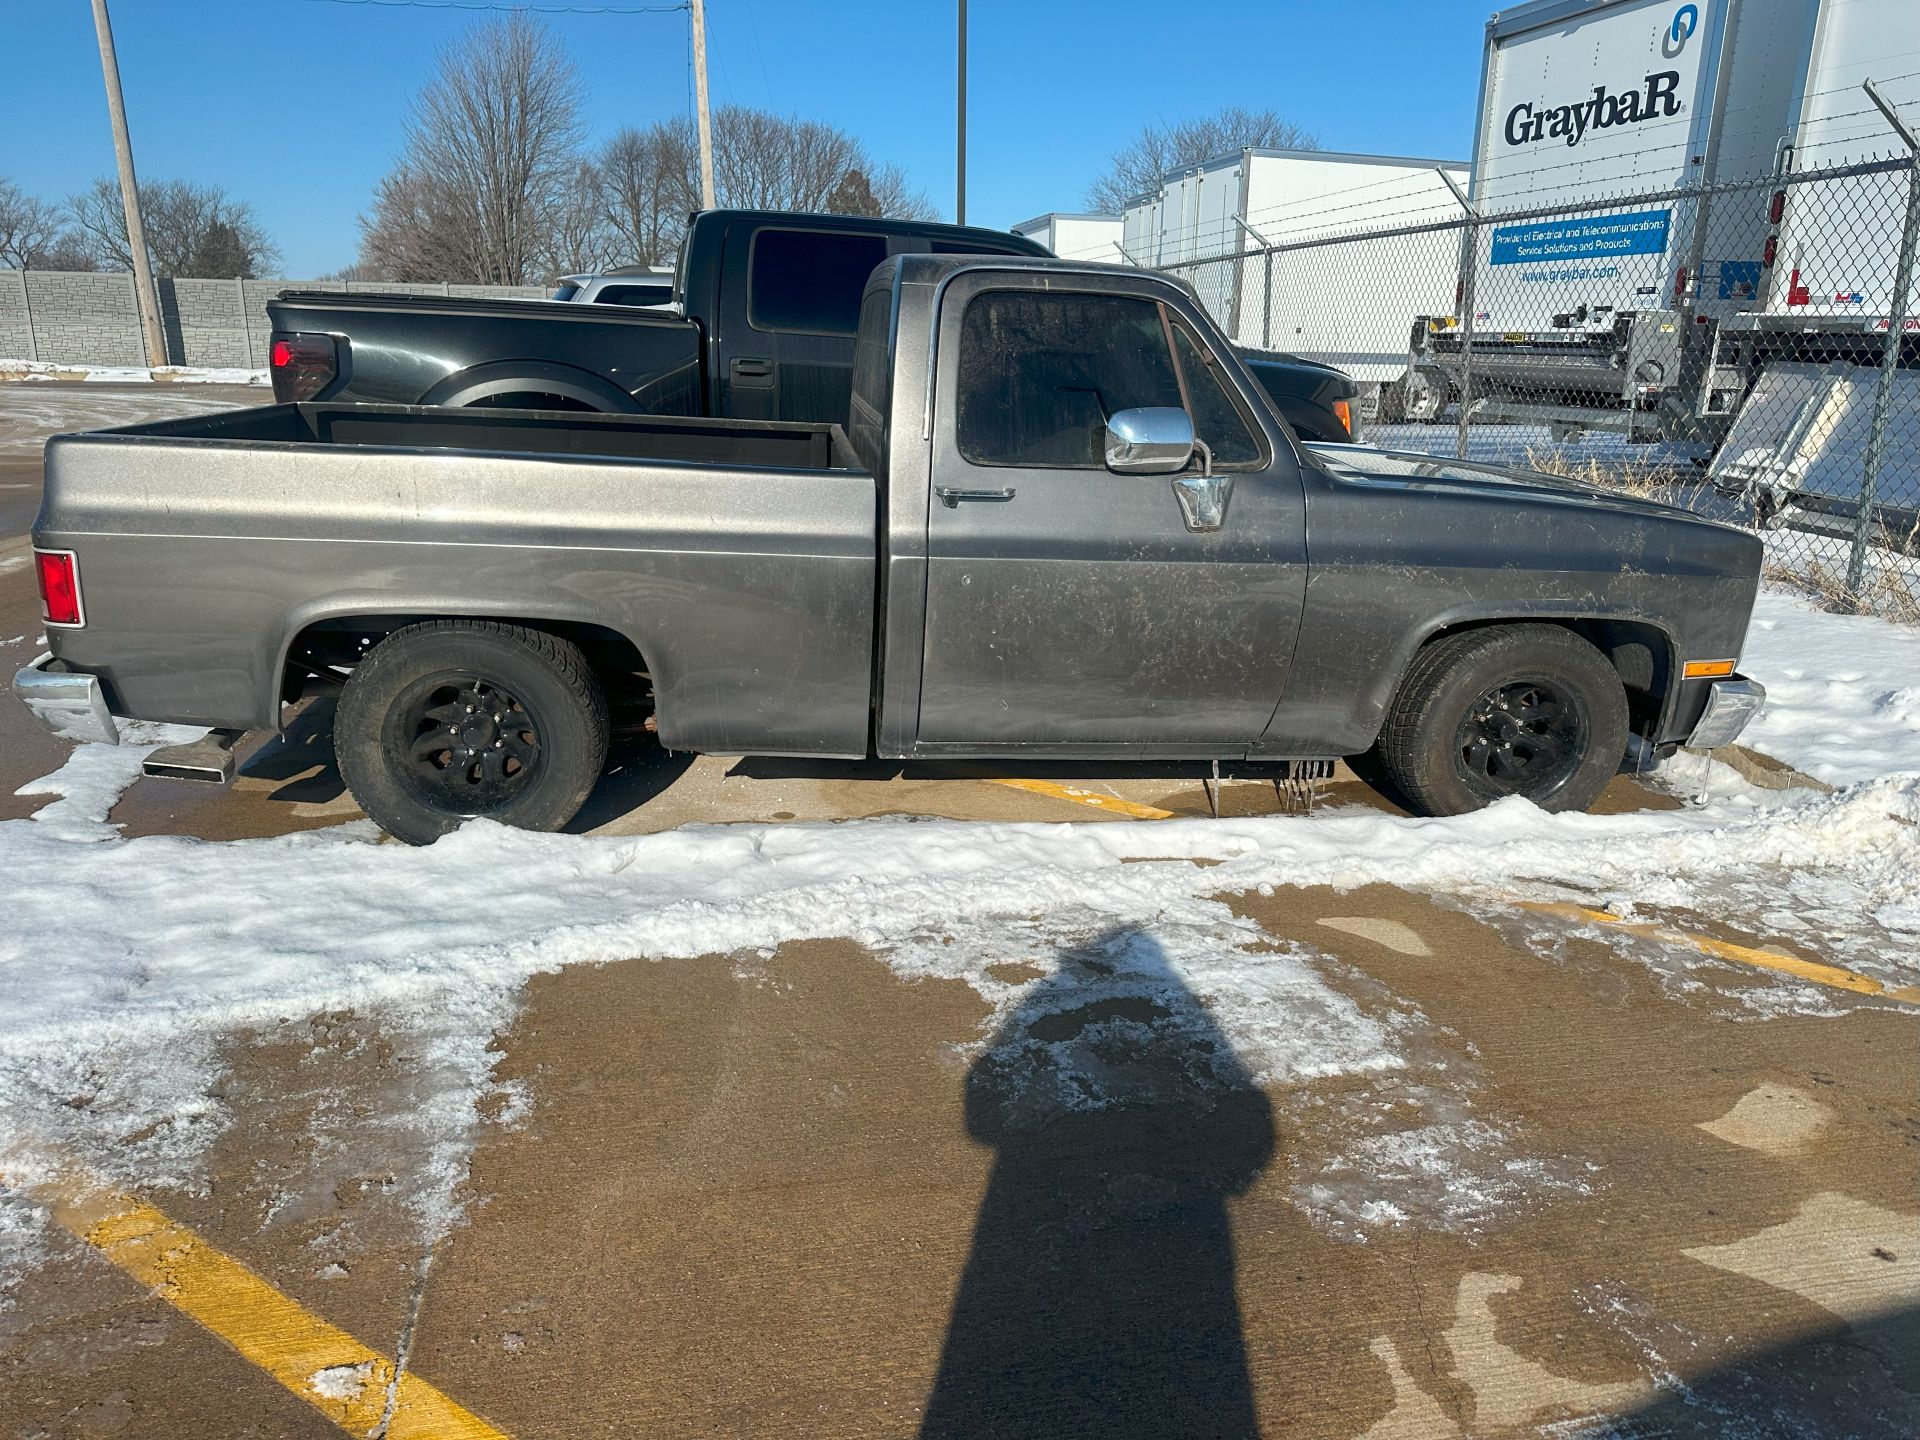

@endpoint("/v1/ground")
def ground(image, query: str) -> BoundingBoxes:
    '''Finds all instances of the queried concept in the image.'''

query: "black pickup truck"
[268,209,1362,443]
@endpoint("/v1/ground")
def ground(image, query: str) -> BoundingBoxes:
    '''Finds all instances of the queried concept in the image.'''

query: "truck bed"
[98,402,859,471]
[38,404,878,752]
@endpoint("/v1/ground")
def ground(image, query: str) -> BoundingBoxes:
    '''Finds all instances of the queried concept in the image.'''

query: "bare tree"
[584,107,935,273]
[547,157,621,276]
[596,122,699,266]
[65,177,279,276]
[1086,107,1319,212]
[0,179,82,268]
[709,107,934,218]
[359,14,583,284]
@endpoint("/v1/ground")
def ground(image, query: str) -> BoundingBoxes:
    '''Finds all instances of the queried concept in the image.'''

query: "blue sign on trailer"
[1490,209,1672,264]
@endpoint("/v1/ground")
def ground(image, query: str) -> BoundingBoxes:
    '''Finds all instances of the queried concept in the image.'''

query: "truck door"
[915,273,1307,750]
[723,225,891,424]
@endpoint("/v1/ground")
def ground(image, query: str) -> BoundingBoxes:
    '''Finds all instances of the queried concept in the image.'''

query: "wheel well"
[283,614,653,718]
[1407,616,1674,733]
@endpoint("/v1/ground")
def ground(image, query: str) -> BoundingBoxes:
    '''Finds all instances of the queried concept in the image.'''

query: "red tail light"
[1768,190,1786,224]
[34,548,83,627]
[1672,266,1689,298]
[269,331,338,402]
[1763,235,1778,268]
[1454,278,1465,310]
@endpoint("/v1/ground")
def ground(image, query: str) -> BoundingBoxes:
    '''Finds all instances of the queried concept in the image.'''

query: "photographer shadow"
[921,928,1275,1439]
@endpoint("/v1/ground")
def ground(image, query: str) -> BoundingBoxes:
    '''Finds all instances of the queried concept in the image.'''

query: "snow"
[307,1360,375,1402]
[0,359,267,386]
[0,589,1914,1267]
[1739,590,1920,787]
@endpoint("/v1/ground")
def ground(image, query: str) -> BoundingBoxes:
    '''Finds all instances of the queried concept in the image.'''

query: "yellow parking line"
[988,777,1174,820]
[26,1175,509,1440]
[1517,900,1920,1004]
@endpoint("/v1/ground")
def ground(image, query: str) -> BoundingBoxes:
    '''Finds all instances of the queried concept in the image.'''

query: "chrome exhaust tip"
[143,729,245,785]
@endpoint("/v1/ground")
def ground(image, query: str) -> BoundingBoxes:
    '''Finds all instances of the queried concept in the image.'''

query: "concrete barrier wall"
[0,270,549,370]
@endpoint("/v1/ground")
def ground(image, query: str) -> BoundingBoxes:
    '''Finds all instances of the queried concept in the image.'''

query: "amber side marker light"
[1683,659,1737,679]
[1331,398,1353,438]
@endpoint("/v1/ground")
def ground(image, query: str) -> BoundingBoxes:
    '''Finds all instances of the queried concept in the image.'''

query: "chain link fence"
[1158,155,1920,623]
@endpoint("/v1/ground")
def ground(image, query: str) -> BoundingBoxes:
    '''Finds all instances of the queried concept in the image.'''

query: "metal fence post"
[1455,215,1479,461]
[1847,86,1920,600]
[1262,249,1274,352]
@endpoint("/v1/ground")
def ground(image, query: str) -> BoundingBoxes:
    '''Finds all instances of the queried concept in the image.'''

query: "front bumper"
[13,653,120,745]
[1685,675,1765,751]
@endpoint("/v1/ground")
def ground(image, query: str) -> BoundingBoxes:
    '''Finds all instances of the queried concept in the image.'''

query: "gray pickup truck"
[18,254,1765,844]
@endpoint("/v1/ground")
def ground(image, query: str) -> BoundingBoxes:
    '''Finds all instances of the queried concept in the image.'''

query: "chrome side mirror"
[1104,406,1195,475]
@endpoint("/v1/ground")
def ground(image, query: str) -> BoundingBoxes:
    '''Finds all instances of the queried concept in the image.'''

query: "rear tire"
[1376,624,1628,817]
[335,620,608,845]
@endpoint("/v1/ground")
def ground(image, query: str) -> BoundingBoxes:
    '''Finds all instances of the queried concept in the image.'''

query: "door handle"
[1172,473,1232,531]
[730,356,774,388]
[935,486,1017,508]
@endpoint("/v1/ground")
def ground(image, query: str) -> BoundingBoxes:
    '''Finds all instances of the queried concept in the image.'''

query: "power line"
[297,0,687,14]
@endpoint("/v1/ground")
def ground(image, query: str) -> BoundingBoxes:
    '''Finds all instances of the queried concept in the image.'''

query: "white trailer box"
[1122,149,1467,386]
[1761,0,1920,322]
[1010,212,1125,265]
[1414,0,1824,435]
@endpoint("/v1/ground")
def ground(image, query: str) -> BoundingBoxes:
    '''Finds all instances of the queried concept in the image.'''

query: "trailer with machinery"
[1410,0,1829,441]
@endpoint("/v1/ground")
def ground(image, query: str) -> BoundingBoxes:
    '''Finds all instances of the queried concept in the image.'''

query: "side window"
[593,283,672,307]
[955,291,1181,469]
[749,229,889,334]
[1171,323,1266,467]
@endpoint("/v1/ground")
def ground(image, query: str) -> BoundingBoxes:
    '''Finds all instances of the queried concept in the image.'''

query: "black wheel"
[335,620,608,844]
[1376,624,1628,816]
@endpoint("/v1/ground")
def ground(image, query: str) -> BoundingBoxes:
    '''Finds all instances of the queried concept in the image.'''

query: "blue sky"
[4,0,1486,276]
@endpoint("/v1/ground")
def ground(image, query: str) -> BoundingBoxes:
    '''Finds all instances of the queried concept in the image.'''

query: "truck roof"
[681,207,1051,255]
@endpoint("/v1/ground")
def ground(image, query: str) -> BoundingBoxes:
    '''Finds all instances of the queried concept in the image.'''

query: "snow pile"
[0,358,267,386]
[1740,590,1920,787]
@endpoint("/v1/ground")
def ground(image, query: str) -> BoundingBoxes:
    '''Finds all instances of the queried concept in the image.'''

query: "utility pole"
[690,0,716,210]
[955,0,967,224]
[89,0,165,368]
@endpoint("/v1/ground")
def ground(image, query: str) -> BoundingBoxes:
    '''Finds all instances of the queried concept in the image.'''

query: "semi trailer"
[1410,0,1839,441]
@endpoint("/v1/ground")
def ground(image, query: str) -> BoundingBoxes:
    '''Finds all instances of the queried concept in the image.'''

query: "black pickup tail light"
[269,332,339,402]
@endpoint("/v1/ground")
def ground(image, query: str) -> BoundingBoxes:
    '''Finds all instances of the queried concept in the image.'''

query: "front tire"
[1377,624,1628,816]
[335,620,609,845]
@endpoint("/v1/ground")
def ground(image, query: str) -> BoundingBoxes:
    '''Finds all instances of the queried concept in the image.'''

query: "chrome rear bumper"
[1687,675,1766,751]
[12,653,120,745]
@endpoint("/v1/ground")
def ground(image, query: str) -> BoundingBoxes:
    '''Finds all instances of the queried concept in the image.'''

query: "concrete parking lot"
[1,384,1914,1439]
